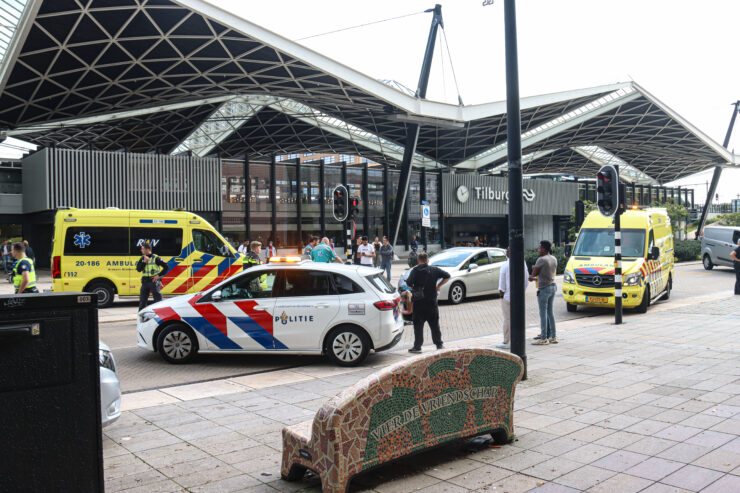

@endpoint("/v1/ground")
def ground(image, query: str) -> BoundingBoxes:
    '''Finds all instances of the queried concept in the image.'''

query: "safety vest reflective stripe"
[143,254,160,277]
[13,258,36,289]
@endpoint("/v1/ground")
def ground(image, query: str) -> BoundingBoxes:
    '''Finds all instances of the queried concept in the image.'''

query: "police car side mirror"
[211,290,222,302]
[468,263,479,271]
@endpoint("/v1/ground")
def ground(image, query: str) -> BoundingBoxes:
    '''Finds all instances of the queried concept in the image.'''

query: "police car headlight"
[99,349,116,373]
[563,270,575,284]
[624,272,641,286]
[139,311,157,323]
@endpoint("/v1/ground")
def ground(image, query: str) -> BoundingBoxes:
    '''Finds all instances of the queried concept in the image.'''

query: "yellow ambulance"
[51,208,244,307]
[563,208,674,313]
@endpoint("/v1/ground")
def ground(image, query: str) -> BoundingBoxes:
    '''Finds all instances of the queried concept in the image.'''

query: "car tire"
[87,281,115,308]
[660,274,672,301]
[157,324,198,364]
[566,302,578,313]
[448,282,466,305]
[325,325,370,367]
[635,286,650,314]
[702,254,713,270]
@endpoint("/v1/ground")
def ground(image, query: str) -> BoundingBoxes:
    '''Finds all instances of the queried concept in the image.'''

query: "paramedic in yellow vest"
[136,242,170,311]
[244,240,268,290]
[12,242,38,294]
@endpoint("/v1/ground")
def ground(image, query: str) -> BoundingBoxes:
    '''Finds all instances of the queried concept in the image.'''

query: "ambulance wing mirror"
[564,244,573,257]
[211,290,222,302]
[649,246,660,260]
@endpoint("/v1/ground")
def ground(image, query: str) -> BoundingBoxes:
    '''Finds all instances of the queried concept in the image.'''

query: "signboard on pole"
[421,203,431,227]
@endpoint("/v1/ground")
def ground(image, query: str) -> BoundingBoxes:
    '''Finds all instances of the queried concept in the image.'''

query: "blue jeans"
[380,259,392,281]
[3,255,12,273]
[537,284,557,339]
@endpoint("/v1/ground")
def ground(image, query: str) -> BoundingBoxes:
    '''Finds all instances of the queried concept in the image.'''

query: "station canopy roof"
[0,0,736,184]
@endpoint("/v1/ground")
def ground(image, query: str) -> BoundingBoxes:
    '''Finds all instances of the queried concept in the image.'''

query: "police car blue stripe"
[230,317,288,350]
[183,317,241,350]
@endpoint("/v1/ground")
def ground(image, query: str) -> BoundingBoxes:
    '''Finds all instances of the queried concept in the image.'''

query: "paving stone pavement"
[104,295,740,492]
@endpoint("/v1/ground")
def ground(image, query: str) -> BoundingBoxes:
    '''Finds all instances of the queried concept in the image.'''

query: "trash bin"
[0,292,102,492]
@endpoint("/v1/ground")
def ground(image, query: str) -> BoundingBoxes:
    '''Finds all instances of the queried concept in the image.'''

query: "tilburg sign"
[455,185,536,203]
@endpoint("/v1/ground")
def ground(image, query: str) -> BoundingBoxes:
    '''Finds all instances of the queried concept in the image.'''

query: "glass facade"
[220,159,443,251]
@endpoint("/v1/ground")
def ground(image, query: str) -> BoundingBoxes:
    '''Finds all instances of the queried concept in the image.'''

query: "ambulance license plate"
[586,296,608,303]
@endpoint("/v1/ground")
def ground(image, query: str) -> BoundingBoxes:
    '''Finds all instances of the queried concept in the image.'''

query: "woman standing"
[379,236,394,281]
[372,236,381,268]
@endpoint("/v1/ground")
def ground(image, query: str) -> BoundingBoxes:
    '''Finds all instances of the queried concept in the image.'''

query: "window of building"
[339,154,354,164]
[324,155,335,164]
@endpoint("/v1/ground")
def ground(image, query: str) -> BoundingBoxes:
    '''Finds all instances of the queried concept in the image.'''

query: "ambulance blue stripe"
[229,317,288,350]
[166,242,195,270]
[183,317,241,350]
[191,254,215,274]
[140,219,178,224]
[217,255,237,275]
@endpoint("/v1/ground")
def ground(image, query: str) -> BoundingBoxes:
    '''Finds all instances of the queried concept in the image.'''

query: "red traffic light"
[597,171,611,182]
[350,198,359,207]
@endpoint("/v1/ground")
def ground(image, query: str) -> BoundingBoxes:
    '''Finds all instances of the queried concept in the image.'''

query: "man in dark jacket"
[136,242,170,310]
[406,252,450,353]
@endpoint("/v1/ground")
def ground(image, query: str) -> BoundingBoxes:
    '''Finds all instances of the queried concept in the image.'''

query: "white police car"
[137,258,403,366]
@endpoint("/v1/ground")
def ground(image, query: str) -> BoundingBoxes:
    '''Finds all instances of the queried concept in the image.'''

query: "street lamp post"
[504,0,526,380]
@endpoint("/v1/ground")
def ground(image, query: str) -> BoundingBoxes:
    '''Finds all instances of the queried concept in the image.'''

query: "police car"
[137,258,403,366]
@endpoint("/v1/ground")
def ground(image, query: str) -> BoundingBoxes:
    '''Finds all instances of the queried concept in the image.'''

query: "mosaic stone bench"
[281,348,524,492]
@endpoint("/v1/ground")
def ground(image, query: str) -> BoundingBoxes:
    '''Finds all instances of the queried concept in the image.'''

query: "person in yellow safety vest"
[135,242,170,311]
[11,241,38,294]
[244,240,268,290]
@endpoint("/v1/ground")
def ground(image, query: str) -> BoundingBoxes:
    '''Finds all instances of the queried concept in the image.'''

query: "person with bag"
[136,242,170,310]
[405,252,450,353]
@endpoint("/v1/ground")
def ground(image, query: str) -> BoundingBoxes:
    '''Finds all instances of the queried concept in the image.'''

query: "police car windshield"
[574,228,646,258]
[429,251,470,267]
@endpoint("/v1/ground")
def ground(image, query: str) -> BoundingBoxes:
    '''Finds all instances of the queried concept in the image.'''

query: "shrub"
[673,239,701,262]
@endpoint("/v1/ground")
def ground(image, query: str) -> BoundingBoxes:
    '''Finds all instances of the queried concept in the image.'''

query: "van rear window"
[64,227,129,256]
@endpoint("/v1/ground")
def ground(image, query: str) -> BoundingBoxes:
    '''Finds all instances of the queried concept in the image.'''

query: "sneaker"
[436,344,445,350]
[496,342,510,349]
[408,347,422,354]
[532,339,549,345]
[549,337,558,344]
[533,335,543,340]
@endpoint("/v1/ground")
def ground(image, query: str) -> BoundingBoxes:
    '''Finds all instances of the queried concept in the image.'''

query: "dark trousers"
[735,266,740,295]
[139,278,162,311]
[412,300,442,348]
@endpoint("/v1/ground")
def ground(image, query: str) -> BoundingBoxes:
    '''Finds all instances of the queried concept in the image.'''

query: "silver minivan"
[702,226,740,270]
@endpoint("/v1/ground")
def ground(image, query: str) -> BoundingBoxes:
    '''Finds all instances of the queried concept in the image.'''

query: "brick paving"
[103,294,740,492]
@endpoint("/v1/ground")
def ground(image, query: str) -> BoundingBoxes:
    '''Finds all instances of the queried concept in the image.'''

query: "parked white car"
[99,341,121,427]
[137,260,404,366]
[399,247,507,304]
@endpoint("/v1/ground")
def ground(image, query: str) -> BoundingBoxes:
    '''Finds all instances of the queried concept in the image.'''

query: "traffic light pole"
[504,0,526,380]
[614,193,623,325]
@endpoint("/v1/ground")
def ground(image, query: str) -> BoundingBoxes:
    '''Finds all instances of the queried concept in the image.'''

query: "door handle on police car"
[253,306,268,311]
[314,303,330,309]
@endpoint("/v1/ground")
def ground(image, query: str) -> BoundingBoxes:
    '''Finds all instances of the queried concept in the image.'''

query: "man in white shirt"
[497,248,529,349]
[237,240,249,255]
[357,236,376,266]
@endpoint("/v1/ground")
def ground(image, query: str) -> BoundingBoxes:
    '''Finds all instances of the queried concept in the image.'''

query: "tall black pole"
[243,154,251,241]
[270,154,277,246]
[697,101,738,237]
[390,5,443,247]
[504,0,526,380]
[295,157,302,249]
[614,167,623,325]
[319,158,326,238]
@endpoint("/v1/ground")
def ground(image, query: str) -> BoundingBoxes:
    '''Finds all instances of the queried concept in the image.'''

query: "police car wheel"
[326,326,370,367]
[702,254,713,270]
[448,282,465,305]
[157,325,197,364]
[87,282,115,308]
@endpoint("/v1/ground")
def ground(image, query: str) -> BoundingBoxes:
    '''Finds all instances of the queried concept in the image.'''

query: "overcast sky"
[215,0,740,203]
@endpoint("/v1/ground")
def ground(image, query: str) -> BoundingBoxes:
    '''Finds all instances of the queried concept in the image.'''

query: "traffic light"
[348,197,360,220]
[596,165,620,217]
[333,185,348,221]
